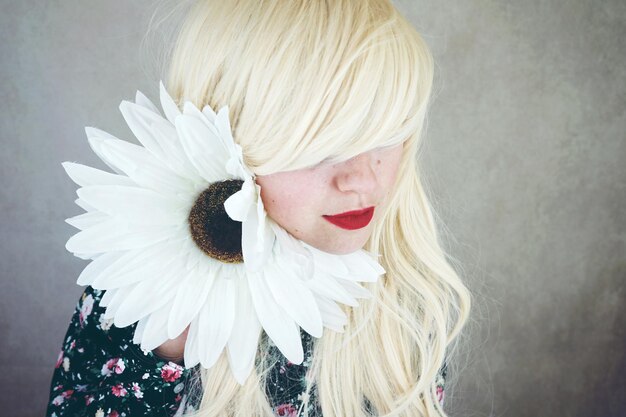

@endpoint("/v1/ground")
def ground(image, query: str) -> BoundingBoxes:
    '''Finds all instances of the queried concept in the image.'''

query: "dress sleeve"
[46,286,194,417]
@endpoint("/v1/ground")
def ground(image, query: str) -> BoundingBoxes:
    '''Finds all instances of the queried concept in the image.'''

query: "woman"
[47,0,470,416]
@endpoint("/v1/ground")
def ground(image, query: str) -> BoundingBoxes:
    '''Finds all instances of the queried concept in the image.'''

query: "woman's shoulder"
[46,285,200,417]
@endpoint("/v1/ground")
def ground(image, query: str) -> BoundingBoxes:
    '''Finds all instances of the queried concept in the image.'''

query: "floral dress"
[46,286,446,416]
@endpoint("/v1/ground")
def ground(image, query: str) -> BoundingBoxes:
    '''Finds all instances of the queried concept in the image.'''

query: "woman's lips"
[322,207,375,230]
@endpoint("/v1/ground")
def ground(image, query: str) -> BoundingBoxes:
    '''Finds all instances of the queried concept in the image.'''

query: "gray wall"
[1,1,624,416]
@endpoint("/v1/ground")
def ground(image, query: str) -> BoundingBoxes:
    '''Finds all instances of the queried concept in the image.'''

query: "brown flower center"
[188,180,244,263]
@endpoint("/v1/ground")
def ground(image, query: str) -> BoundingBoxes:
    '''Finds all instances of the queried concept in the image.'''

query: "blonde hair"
[158,0,471,415]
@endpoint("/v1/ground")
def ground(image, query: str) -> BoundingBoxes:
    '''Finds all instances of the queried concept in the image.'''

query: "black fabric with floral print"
[46,286,196,417]
[46,286,445,416]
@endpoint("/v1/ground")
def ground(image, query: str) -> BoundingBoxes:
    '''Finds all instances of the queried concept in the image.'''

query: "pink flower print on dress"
[78,294,94,326]
[101,358,125,377]
[113,358,125,374]
[436,385,445,406]
[275,403,298,417]
[55,350,63,368]
[131,382,144,399]
[51,395,64,406]
[99,314,114,330]
[49,388,72,406]
[111,384,128,397]
[161,362,184,382]
[108,411,120,417]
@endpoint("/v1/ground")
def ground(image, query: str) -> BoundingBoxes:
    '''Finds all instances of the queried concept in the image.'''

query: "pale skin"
[153,143,404,363]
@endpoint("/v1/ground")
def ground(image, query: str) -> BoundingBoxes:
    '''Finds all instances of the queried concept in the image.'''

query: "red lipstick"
[322,207,375,230]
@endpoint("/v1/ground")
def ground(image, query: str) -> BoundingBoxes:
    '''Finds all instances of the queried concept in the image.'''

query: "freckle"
[377,160,381,165]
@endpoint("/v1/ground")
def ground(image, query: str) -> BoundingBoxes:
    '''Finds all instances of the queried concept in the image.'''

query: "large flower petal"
[272,222,312,266]
[306,270,359,307]
[181,237,204,272]
[89,238,185,289]
[107,253,185,326]
[240,189,275,272]
[86,131,195,196]
[100,287,117,308]
[119,100,169,163]
[84,127,127,176]
[120,96,203,184]
[167,263,217,339]
[62,162,136,188]
[183,315,201,368]
[66,218,184,254]
[307,246,384,283]
[227,268,262,384]
[132,314,147,345]
[140,301,174,351]
[197,276,236,368]
[76,185,188,226]
[113,271,179,328]
[148,119,201,181]
[159,81,181,125]
[76,250,126,286]
[74,197,97,213]
[307,245,350,277]
[264,260,323,337]
[313,294,348,332]
[223,180,254,222]
[176,111,230,183]
[340,250,385,282]
[255,183,275,251]
[102,281,140,320]
[247,271,303,364]
[65,211,110,231]
[213,106,251,180]
[134,89,160,115]
[336,279,373,300]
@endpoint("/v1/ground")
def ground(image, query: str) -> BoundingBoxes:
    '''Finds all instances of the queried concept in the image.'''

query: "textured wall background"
[1,1,624,416]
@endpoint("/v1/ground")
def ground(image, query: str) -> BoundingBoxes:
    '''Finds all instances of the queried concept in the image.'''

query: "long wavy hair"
[153,0,471,415]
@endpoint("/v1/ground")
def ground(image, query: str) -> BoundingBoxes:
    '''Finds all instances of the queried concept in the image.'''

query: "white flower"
[62,357,70,372]
[99,315,113,331]
[62,81,385,384]
[297,392,310,403]
[114,358,126,374]
[132,382,144,399]
[79,294,94,324]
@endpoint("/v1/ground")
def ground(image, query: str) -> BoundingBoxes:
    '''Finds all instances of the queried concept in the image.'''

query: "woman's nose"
[334,152,379,195]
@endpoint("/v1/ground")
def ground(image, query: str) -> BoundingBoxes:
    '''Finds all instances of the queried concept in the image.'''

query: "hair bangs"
[260,18,431,173]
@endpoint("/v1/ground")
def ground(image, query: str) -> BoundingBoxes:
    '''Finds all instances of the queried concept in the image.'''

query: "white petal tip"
[307,328,323,338]
[233,371,249,385]
[84,126,102,138]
